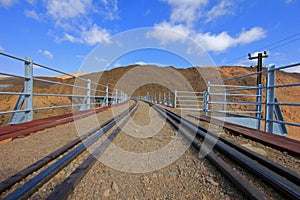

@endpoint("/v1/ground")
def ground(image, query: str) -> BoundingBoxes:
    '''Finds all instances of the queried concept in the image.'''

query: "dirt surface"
[0,101,299,199]
[0,102,131,182]
[168,107,300,174]
[69,101,244,199]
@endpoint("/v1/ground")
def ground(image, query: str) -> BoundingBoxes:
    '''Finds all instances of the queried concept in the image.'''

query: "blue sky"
[0,0,300,75]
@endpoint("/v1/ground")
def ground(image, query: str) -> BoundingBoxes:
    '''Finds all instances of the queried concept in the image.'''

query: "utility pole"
[248,51,268,85]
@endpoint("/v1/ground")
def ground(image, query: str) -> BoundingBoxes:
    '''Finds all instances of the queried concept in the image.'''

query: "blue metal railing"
[144,63,300,136]
[0,52,128,125]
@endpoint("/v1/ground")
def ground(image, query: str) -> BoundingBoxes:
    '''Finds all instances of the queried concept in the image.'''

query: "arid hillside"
[0,65,299,140]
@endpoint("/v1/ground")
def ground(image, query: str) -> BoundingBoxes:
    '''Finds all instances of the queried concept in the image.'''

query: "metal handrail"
[33,78,87,90]
[0,51,129,125]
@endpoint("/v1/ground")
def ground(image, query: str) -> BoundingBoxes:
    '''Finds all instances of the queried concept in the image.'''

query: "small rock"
[103,189,110,197]
[112,181,119,193]
[194,172,200,178]
[186,161,190,167]
[169,170,175,177]
[152,172,158,178]
[99,179,105,184]
[241,143,267,156]
[206,177,219,186]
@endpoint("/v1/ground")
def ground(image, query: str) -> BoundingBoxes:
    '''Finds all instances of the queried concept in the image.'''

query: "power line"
[226,32,300,65]
[268,37,300,51]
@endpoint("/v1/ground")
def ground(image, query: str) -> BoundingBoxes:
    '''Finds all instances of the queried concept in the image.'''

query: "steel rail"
[0,117,115,194]
[3,101,137,200]
[148,102,267,200]
[151,104,300,199]
[47,102,139,200]
[186,115,300,186]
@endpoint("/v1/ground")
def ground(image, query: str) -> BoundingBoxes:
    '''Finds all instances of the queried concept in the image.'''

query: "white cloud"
[38,49,54,59]
[100,0,119,20]
[63,33,82,43]
[162,0,208,26]
[146,22,191,44]
[135,61,148,65]
[235,27,266,44]
[148,22,266,53]
[195,26,266,52]
[62,24,111,46]
[285,0,294,3]
[0,0,17,7]
[24,9,40,20]
[46,0,92,20]
[42,0,117,46]
[205,0,234,23]
[0,45,4,51]
[82,24,111,45]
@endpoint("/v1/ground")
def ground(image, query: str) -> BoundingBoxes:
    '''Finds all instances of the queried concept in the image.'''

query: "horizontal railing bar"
[208,111,260,119]
[90,81,107,88]
[0,51,27,62]
[210,70,267,84]
[208,101,263,105]
[33,104,84,111]
[268,83,300,88]
[0,92,30,95]
[212,86,260,93]
[0,109,30,115]
[209,93,260,97]
[0,72,27,79]
[177,108,204,111]
[271,63,300,71]
[265,119,300,127]
[33,93,86,98]
[208,110,259,114]
[33,78,86,89]
[177,96,203,98]
[177,104,201,107]
[270,102,300,106]
[210,84,256,88]
[33,63,86,81]
[176,91,204,94]
[177,100,202,102]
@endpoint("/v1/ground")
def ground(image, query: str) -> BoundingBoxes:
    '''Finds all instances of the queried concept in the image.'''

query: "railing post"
[164,92,167,105]
[203,91,207,112]
[222,90,226,111]
[205,82,210,116]
[24,58,33,122]
[265,65,275,133]
[159,93,162,104]
[174,90,177,108]
[115,89,118,104]
[102,86,109,106]
[256,84,263,130]
[168,91,172,106]
[106,86,109,105]
[86,79,91,109]
[154,94,157,103]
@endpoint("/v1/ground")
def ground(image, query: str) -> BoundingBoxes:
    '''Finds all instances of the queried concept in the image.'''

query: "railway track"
[146,101,300,199]
[0,100,139,200]
[188,114,300,156]
[1,100,299,199]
